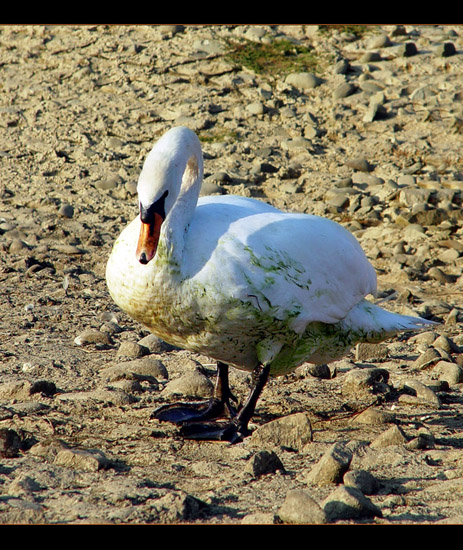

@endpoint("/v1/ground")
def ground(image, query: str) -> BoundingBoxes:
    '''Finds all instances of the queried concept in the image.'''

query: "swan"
[106,126,436,442]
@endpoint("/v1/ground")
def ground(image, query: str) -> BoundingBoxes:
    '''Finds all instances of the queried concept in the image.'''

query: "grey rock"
[250,412,312,451]
[246,450,285,477]
[74,329,113,347]
[117,341,149,358]
[323,486,382,521]
[305,441,352,486]
[434,361,463,386]
[53,447,111,472]
[278,490,327,524]
[58,203,74,218]
[100,356,168,383]
[333,82,356,99]
[435,42,456,57]
[285,72,322,90]
[400,379,441,408]
[398,42,418,57]
[162,369,213,398]
[370,424,409,449]
[343,469,379,495]
[342,367,390,398]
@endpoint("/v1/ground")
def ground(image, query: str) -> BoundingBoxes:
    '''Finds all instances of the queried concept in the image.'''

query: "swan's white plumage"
[106,126,435,376]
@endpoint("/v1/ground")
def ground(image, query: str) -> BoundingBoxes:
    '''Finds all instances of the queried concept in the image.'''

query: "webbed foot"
[179,418,249,443]
[152,397,236,424]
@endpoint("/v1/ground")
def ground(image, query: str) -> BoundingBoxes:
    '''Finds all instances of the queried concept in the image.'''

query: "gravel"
[1,24,463,524]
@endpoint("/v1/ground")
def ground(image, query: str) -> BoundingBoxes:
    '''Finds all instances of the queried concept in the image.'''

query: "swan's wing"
[186,204,377,334]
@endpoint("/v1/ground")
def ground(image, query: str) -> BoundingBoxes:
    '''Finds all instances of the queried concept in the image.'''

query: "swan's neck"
[160,153,202,268]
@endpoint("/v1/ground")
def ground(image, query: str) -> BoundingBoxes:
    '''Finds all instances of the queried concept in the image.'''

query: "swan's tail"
[342,299,438,343]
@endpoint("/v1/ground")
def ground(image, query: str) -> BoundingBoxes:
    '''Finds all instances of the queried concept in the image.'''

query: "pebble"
[342,367,390,398]
[433,361,463,386]
[162,369,213,398]
[351,408,396,426]
[285,72,322,90]
[305,441,352,486]
[0,428,22,458]
[355,342,388,362]
[250,412,312,451]
[399,379,441,408]
[74,329,113,347]
[99,356,168,383]
[58,203,74,218]
[370,425,409,449]
[323,486,382,521]
[435,42,456,57]
[53,447,111,472]
[333,82,356,99]
[343,469,379,495]
[245,450,285,477]
[398,42,418,57]
[116,341,149,358]
[278,490,327,524]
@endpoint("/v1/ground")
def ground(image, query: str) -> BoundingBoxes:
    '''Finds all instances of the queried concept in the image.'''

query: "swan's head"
[135,127,203,265]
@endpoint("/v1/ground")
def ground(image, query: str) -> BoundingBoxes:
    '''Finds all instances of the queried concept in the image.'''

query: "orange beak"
[136,211,164,265]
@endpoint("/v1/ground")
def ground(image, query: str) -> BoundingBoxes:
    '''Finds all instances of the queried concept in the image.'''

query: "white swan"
[106,126,435,442]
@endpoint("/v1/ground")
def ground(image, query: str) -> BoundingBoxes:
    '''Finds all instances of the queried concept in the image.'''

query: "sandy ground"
[1,24,463,524]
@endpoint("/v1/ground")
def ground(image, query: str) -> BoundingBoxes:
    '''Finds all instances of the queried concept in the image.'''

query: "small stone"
[95,174,122,190]
[370,425,409,449]
[53,448,111,471]
[117,341,149,358]
[435,42,456,57]
[343,469,379,495]
[400,379,441,408]
[333,82,356,99]
[285,72,322,90]
[278,490,327,524]
[74,329,113,347]
[359,51,382,63]
[342,368,390,398]
[427,266,454,284]
[246,101,266,116]
[138,333,177,353]
[434,361,463,386]
[346,157,371,172]
[411,347,442,370]
[250,412,312,451]
[58,203,74,218]
[0,428,22,458]
[367,34,392,49]
[8,475,42,496]
[398,42,418,57]
[100,356,168,383]
[163,370,213,398]
[241,512,276,524]
[323,486,382,521]
[352,407,395,426]
[245,450,285,477]
[305,441,352,486]
[355,343,388,361]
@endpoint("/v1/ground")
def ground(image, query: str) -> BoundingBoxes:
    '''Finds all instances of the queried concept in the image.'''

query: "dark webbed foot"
[152,362,270,444]
[152,397,236,425]
[179,419,249,443]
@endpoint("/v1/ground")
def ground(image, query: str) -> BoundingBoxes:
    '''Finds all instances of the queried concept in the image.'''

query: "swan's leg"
[152,362,238,424]
[180,363,271,443]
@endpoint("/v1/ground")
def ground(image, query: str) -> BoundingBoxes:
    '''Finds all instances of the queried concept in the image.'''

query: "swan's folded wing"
[190,210,377,334]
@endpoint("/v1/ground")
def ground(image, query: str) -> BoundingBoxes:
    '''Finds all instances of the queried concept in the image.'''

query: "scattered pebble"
[305,441,352,486]
[278,490,327,524]
[323,486,382,521]
[250,412,312,451]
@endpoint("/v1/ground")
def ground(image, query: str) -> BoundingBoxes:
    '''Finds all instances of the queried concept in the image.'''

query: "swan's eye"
[140,190,169,223]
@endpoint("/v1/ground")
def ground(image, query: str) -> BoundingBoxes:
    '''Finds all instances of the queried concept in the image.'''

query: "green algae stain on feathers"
[243,245,312,291]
